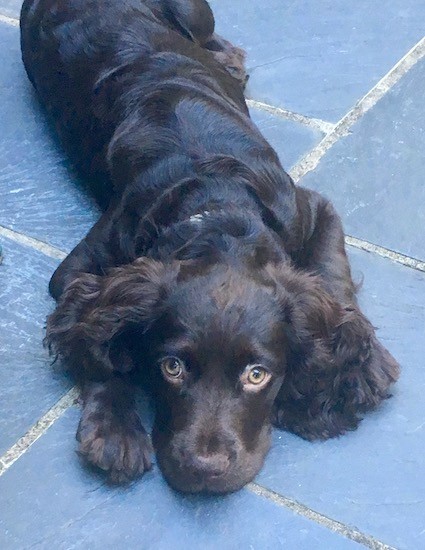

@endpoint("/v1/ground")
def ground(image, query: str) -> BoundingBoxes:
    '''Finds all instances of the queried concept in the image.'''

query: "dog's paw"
[76,409,152,483]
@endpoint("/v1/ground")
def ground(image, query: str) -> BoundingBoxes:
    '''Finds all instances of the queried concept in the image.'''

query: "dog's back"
[20,0,258,206]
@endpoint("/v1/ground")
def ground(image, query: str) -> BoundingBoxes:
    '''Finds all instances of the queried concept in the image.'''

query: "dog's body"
[21,0,399,493]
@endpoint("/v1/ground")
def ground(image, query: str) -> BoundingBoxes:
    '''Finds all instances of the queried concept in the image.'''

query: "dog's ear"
[268,265,399,440]
[46,258,179,379]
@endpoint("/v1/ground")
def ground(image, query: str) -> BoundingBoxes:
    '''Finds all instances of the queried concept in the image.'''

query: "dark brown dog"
[20,0,399,493]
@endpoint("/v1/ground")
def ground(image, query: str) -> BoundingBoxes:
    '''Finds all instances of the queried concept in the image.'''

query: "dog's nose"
[189,452,230,478]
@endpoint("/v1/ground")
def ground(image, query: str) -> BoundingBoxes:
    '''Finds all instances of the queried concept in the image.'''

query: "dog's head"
[147,262,287,493]
[47,254,345,493]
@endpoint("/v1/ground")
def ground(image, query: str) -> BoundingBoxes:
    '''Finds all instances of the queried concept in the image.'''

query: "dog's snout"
[155,421,271,493]
[188,451,230,477]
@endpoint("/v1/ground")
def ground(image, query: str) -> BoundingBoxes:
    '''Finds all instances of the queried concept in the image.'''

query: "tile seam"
[345,236,425,273]
[289,35,425,182]
[0,393,398,550]
[248,482,398,550]
[1,12,424,274]
[0,13,19,26]
[0,387,79,477]
[246,99,335,134]
[2,222,424,276]
[0,396,399,550]
[0,225,67,260]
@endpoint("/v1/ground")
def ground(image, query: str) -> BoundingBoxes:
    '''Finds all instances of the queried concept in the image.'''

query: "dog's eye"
[160,357,185,380]
[248,366,266,384]
[241,365,271,391]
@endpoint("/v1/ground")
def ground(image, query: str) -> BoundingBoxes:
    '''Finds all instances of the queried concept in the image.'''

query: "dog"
[20,0,399,493]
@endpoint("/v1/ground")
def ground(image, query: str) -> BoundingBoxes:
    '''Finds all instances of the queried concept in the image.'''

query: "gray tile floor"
[0,2,424,549]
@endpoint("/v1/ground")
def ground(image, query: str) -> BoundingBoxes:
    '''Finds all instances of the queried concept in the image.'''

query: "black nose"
[188,452,230,478]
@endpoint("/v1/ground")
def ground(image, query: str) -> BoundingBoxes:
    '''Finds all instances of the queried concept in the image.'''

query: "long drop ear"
[269,265,399,440]
[45,259,179,380]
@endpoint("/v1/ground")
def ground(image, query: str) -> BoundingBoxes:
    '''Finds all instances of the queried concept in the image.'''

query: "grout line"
[248,483,398,550]
[2,222,424,280]
[0,387,79,477]
[289,35,425,182]
[0,14,19,26]
[0,225,67,260]
[246,99,335,134]
[345,236,425,273]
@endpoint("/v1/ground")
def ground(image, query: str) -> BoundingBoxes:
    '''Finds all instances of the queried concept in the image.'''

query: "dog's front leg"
[77,376,152,483]
[49,219,110,301]
[49,199,128,300]
[292,187,360,303]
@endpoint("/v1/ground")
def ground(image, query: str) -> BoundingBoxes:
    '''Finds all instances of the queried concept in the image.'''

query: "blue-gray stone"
[0,237,70,454]
[209,0,425,121]
[0,22,99,254]
[250,107,322,170]
[299,57,425,260]
[0,407,361,550]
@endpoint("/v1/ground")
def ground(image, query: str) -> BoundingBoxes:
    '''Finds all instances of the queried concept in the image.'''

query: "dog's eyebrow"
[160,337,196,357]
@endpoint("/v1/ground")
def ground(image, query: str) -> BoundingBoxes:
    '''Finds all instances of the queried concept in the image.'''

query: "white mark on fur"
[189,210,210,224]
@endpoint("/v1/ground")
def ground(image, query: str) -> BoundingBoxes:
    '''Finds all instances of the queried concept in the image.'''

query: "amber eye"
[241,364,271,390]
[160,357,185,380]
[248,366,267,384]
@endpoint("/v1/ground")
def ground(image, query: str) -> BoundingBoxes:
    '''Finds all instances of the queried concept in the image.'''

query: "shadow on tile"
[0,22,99,253]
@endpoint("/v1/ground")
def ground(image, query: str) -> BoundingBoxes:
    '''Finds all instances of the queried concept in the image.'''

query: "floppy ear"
[46,258,178,380]
[270,266,399,440]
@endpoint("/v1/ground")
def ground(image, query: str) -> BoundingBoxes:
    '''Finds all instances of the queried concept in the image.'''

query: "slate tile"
[0,408,362,550]
[0,237,70,454]
[257,247,425,550]
[299,57,425,261]
[250,107,322,170]
[209,0,425,121]
[0,22,99,253]
[0,1,21,19]
[0,1,20,19]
